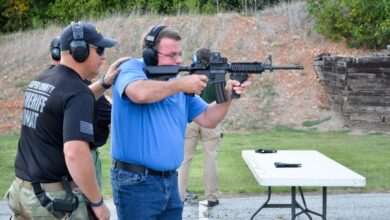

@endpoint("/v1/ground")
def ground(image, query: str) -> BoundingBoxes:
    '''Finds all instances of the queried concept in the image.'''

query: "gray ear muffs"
[50,36,61,61]
[70,22,89,63]
[142,25,167,66]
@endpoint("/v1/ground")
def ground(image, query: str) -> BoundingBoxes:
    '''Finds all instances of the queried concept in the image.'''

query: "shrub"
[306,0,390,49]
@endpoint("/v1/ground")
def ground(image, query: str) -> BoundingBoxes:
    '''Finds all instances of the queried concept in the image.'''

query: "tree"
[307,0,390,49]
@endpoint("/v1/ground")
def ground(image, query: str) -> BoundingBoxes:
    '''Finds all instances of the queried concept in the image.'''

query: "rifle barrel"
[229,63,304,73]
[268,65,304,70]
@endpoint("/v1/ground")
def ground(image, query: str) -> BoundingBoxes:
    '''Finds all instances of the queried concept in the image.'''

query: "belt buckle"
[161,171,168,178]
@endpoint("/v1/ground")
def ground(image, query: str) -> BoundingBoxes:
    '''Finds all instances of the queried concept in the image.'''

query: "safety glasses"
[157,50,184,60]
[90,45,105,56]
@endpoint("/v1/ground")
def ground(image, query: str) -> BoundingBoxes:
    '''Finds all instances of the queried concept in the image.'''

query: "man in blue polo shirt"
[110,25,251,220]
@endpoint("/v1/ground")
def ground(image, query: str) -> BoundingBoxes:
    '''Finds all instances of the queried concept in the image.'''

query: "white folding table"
[242,150,366,220]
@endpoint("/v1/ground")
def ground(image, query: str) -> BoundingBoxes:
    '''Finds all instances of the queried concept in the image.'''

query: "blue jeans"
[111,167,183,220]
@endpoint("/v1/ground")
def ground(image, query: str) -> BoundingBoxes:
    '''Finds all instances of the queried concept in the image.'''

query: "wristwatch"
[89,196,104,208]
[99,75,111,89]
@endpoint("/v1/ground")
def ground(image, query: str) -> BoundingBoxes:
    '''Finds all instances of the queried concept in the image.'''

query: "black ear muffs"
[70,22,89,63]
[50,36,61,61]
[142,25,167,66]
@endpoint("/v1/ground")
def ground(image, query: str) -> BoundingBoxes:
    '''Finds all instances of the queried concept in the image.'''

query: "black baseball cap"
[60,22,117,51]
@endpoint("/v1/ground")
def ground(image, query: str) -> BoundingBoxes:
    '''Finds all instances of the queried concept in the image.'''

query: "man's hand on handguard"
[178,74,208,94]
[226,74,253,99]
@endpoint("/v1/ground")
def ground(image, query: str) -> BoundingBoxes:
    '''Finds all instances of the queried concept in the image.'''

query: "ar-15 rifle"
[144,52,303,103]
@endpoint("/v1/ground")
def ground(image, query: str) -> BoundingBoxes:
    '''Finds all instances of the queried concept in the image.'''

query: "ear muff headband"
[143,25,167,66]
[145,25,167,48]
[70,21,89,63]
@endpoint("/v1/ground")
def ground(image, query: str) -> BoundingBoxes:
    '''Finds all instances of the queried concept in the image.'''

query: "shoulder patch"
[80,121,93,135]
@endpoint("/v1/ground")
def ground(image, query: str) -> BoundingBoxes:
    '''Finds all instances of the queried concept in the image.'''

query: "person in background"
[178,48,222,207]
[6,21,118,220]
[49,36,61,66]
[110,24,251,219]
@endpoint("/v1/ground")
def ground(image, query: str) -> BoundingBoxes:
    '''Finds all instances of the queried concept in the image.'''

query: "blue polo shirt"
[111,59,207,171]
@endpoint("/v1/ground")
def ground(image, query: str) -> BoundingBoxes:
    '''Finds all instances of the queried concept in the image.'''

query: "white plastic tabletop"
[242,150,366,187]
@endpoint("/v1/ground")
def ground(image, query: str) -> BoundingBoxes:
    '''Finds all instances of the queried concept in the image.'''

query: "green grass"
[1,130,390,198]
[0,133,19,196]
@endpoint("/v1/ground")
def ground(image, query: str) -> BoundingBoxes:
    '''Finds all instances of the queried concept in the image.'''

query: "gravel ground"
[1,193,390,220]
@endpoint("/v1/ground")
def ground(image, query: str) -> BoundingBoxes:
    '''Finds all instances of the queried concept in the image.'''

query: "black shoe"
[185,190,198,201]
[207,199,219,207]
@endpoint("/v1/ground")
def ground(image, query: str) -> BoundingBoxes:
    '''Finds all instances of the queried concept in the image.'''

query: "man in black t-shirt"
[6,22,118,220]
[48,36,128,190]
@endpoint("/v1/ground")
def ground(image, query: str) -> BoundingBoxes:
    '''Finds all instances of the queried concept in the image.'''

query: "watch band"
[89,196,104,208]
[99,75,111,89]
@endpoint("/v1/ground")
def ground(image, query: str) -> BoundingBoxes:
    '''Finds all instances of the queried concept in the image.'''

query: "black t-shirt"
[84,80,112,148]
[15,65,95,182]
[93,95,111,147]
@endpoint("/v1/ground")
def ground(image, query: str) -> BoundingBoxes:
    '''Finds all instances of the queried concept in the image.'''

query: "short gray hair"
[142,26,181,50]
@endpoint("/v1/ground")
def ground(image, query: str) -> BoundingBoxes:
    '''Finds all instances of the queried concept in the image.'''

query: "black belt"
[112,160,176,177]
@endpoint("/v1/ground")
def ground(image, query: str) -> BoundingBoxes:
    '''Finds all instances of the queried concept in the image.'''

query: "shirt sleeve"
[187,95,208,122]
[63,92,95,143]
[115,59,147,100]
[95,95,111,127]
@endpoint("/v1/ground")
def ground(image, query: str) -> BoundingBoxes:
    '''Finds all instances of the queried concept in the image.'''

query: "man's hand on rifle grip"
[226,74,253,100]
[178,74,208,95]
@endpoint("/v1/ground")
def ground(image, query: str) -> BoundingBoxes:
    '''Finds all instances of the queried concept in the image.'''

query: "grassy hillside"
[0,1,368,134]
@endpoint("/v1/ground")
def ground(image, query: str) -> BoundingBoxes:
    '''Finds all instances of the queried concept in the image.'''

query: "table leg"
[291,187,296,220]
[291,187,313,219]
[293,186,326,219]
[323,187,327,220]
[250,186,272,220]
[296,187,313,220]
[251,186,327,220]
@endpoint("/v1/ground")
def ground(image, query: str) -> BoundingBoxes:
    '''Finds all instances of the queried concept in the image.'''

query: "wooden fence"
[313,49,390,131]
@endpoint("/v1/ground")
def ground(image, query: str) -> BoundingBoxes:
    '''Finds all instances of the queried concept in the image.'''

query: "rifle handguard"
[229,63,264,72]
